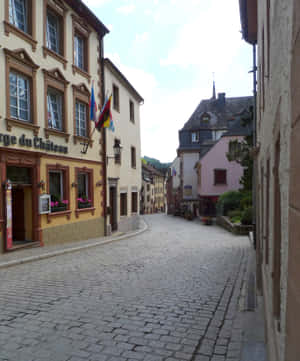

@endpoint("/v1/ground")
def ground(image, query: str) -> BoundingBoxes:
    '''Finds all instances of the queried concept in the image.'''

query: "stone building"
[0,0,108,252]
[177,91,252,213]
[141,165,154,214]
[166,157,181,215]
[104,58,143,234]
[141,163,165,213]
[240,0,300,360]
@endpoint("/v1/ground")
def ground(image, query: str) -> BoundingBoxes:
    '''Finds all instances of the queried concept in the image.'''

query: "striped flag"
[89,82,97,121]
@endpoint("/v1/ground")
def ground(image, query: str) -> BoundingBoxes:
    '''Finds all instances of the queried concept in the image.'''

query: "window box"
[77,199,92,209]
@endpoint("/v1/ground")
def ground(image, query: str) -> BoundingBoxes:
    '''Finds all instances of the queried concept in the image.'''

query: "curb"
[0,218,148,270]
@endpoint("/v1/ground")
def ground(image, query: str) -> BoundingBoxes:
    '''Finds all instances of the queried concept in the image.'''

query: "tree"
[226,107,253,192]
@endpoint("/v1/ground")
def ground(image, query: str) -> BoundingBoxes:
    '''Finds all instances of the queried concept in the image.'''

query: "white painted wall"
[182,152,199,199]
[104,61,142,232]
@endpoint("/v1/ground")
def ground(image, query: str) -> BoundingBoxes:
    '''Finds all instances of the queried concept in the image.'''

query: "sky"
[83,0,253,163]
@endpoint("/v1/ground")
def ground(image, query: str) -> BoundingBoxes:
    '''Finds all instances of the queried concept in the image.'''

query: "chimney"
[218,92,226,109]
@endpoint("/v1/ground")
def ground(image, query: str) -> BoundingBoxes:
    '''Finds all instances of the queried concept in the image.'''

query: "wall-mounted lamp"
[107,142,122,164]
[71,182,78,188]
[96,181,103,187]
[37,180,45,190]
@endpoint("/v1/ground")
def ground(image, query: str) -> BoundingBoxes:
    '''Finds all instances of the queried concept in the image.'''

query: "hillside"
[143,156,171,172]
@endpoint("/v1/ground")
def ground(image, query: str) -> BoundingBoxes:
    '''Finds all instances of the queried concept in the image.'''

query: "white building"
[104,58,143,234]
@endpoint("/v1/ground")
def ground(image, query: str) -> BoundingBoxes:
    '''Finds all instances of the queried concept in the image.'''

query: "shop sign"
[183,185,192,197]
[39,194,51,214]
[0,133,68,154]
[5,182,13,250]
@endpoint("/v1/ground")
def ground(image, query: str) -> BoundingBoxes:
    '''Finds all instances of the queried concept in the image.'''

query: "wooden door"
[109,187,118,231]
[12,188,25,241]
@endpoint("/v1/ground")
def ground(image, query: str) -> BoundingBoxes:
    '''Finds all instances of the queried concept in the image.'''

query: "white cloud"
[116,4,135,15]
[105,53,209,162]
[82,0,111,8]
[135,32,149,43]
[160,0,242,74]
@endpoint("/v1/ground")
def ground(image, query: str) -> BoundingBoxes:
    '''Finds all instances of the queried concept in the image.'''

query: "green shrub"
[240,191,252,210]
[217,191,244,216]
[241,207,253,225]
[231,215,241,224]
[227,209,242,219]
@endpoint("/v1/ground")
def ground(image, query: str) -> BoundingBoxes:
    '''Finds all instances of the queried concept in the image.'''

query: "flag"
[95,95,112,130]
[172,168,177,176]
[89,82,97,121]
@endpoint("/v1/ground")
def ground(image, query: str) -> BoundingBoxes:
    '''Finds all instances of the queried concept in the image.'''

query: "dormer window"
[201,113,210,124]
[192,132,199,143]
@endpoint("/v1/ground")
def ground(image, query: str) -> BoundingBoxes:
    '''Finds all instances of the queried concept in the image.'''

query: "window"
[43,68,69,140]
[47,88,63,131]
[49,171,68,212]
[147,184,150,191]
[214,169,227,185]
[147,195,150,202]
[9,72,30,122]
[113,84,119,111]
[129,100,134,123]
[114,139,121,164]
[76,101,87,137]
[120,193,127,216]
[132,192,138,213]
[77,173,91,208]
[131,146,136,168]
[74,34,84,70]
[9,0,27,32]
[75,167,94,216]
[72,15,90,80]
[5,49,39,134]
[192,132,199,143]
[46,10,59,53]
[5,0,36,50]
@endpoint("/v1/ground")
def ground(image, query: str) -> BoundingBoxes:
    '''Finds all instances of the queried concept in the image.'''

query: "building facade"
[195,133,246,216]
[177,92,253,212]
[0,0,108,253]
[166,157,181,215]
[141,173,154,214]
[104,58,143,234]
[141,163,165,213]
[240,0,300,360]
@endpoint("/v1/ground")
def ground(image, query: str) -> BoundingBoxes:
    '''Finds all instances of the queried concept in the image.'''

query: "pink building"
[195,134,245,216]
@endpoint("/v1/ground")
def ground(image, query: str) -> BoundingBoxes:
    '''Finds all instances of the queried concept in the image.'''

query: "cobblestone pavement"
[0,214,250,361]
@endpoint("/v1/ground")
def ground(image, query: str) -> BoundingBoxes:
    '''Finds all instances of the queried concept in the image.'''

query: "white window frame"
[74,34,84,70]
[47,88,63,131]
[9,71,30,122]
[77,173,89,199]
[46,10,59,53]
[75,101,87,137]
[49,170,64,199]
[9,0,27,32]
[192,132,199,143]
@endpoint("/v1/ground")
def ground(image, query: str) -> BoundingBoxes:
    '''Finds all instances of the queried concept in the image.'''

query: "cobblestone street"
[0,214,250,361]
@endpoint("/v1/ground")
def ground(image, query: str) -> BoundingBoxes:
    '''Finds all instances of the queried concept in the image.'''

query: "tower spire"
[212,73,216,100]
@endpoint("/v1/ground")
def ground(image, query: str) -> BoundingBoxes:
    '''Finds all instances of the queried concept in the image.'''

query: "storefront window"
[49,171,68,212]
[77,173,91,208]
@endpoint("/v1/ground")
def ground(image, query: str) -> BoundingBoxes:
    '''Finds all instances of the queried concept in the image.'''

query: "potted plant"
[50,195,68,213]
[77,197,92,209]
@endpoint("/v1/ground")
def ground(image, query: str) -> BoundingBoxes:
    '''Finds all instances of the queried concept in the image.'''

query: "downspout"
[252,44,257,249]
[99,37,108,235]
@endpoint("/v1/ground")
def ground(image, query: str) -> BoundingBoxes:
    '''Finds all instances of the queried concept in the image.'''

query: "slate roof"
[182,94,253,130]
[142,163,165,177]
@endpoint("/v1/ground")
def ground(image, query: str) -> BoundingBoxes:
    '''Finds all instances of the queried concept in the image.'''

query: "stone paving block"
[0,215,249,361]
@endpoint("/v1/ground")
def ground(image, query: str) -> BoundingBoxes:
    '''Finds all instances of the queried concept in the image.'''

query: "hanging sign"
[6,181,13,250]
